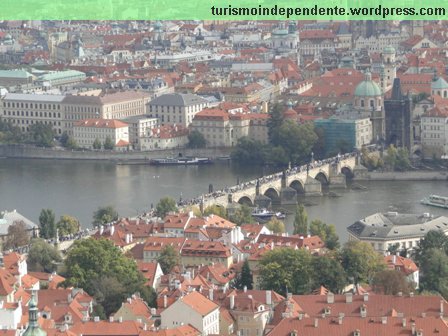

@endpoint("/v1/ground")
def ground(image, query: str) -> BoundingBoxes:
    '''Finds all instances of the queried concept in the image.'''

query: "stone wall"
[0,144,232,162]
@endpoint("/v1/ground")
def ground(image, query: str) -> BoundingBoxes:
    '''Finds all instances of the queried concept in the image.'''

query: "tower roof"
[354,72,382,97]
[431,76,448,90]
[383,45,396,54]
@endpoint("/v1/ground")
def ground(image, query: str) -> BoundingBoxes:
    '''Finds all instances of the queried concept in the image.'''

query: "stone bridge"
[200,154,366,208]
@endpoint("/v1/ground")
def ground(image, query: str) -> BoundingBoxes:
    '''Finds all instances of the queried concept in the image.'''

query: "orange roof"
[180,291,218,316]
[70,320,143,336]
[139,324,200,336]
[74,119,128,129]
[384,255,419,275]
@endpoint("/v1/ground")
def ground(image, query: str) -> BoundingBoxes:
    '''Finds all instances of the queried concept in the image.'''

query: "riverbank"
[0,144,232,162]
[354,170,448,181]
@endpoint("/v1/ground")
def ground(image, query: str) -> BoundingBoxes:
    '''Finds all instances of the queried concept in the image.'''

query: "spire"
[390,78,403,100]
[29,291,39,328]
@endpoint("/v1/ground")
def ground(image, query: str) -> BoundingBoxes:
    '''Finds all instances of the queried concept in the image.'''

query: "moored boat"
[252,208,286,220]
[149,157,213,166]
[421,195,448,209]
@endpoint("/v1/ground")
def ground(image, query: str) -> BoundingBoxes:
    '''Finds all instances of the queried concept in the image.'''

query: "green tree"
[312,126,326,159]
[93,138,102,150]
[157,245,180,274]
[28,122,55,147]
[39,209,57,239]
[312,254,347,293]
[229,204,254,226]
[395,147,411,171]
[384,145,398,170]
[233,259,253,290]
[0,118,24,144]
[309,220,340,250]
[259,248,313,295]
[267,103,284,145]
[60,131,69,147]
[92,206,119,227]
[275,121,318,164]
[27,238,62,272]
[414,230,448,264]
[103,136,114,150]
[187,130,206,148]
[341,241,386,284]
[231,137,267,166]
[264,146,289,166]
[57,215,80,236]
[372,270,413,295]
[265,217,286,234]
[293,204,308,236]
[62,239,145,316]
[4,221,30,250]
[203,205,227,219]
[155,197,178,218]
[66,136,78,150]
[139,286,157,307]
[419,248,448,298]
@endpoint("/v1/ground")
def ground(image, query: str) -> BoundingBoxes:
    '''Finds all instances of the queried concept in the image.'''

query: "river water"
[1,158,448,241]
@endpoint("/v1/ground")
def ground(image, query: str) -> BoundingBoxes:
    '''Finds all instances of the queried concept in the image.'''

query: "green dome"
[272,28,288,36]
[383,45,396,54]
[23,291,47,336]
[432,77,448,90]
[355,72,382,97]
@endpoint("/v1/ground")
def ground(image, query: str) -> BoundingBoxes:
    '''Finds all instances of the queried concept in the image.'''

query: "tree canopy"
[293,204,308,236]
[157,245,180,274]
[372,269,413,295]
[229,204,255,226]
[57,215,80,236]
[92,206,119,227]
[27,238,62,273]
[4,221,30,250]
[39,209,57,239]
[341,241,386,284]
[103,136,114,150]
[62,238,145,316]
[187,130,206,148]
[155,197,178,218]
[265,217,286,234]
[28,123,55,147]
[233,259,253,290]
[309,219,340,250]
[203,205,227,219]
[259,248,313,296]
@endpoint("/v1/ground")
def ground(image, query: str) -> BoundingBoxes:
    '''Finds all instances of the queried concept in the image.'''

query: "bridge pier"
[280,187,297,205]
[352,164,369,179]
[329,173,347,189]
[254,195,272,209]
[304,176,323,196]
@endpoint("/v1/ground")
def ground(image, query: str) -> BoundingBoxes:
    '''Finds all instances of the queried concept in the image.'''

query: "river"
[1,158,448,241]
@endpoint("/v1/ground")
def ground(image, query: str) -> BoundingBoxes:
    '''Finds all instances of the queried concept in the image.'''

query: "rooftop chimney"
[411,322,416,335]
[314,318,318,328]
[441,300,444,316]
[363,293,369,302]
[230,295,235,310]
[402,318,406,327]
[99,225,104,235]
[266,290,272,305]
[109,316,114,323]
[243,286,247,293]
[163,295,167,308]
[327,292,334,304]
[110,225,115,236]
[345,292,353,303]
[381,316,387,324]
[209,288,214,301]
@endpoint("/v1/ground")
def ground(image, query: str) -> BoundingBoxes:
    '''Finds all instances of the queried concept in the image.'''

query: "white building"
[139,124,188,151]
[120,115,158,150]
[161,291,219,335]
[347,212,448,254]
[73,119,129,150]
[148,93,209,127]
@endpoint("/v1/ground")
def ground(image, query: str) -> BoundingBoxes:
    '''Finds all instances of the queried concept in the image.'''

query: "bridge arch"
[263,187,280,202]
[341,166,354,178]
[237,195,254,206]
[289,179,305,194]
[314,171,329,185]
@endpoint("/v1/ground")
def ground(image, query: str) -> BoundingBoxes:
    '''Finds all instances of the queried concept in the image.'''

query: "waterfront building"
[0,209,39,242]
[148,93,209,128]
[314,116,372,155]
[347,211,448,253]
[73,119,129,150]
[139,124,189,151]
[421,101,448,159]
[120,115,158,150]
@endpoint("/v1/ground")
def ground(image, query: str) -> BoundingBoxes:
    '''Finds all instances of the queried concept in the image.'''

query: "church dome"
[431,76,448,90]
[383,45,396,54]
[354,72,382,97]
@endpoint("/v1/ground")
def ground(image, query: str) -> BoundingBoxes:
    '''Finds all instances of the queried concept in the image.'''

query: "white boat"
[252,208,286,220]
[421,195,448,209]
[149,157,213,166]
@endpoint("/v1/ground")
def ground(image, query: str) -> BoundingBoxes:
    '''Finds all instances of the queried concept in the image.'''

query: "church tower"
[382,46,397,92]
[23,291,47,336]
